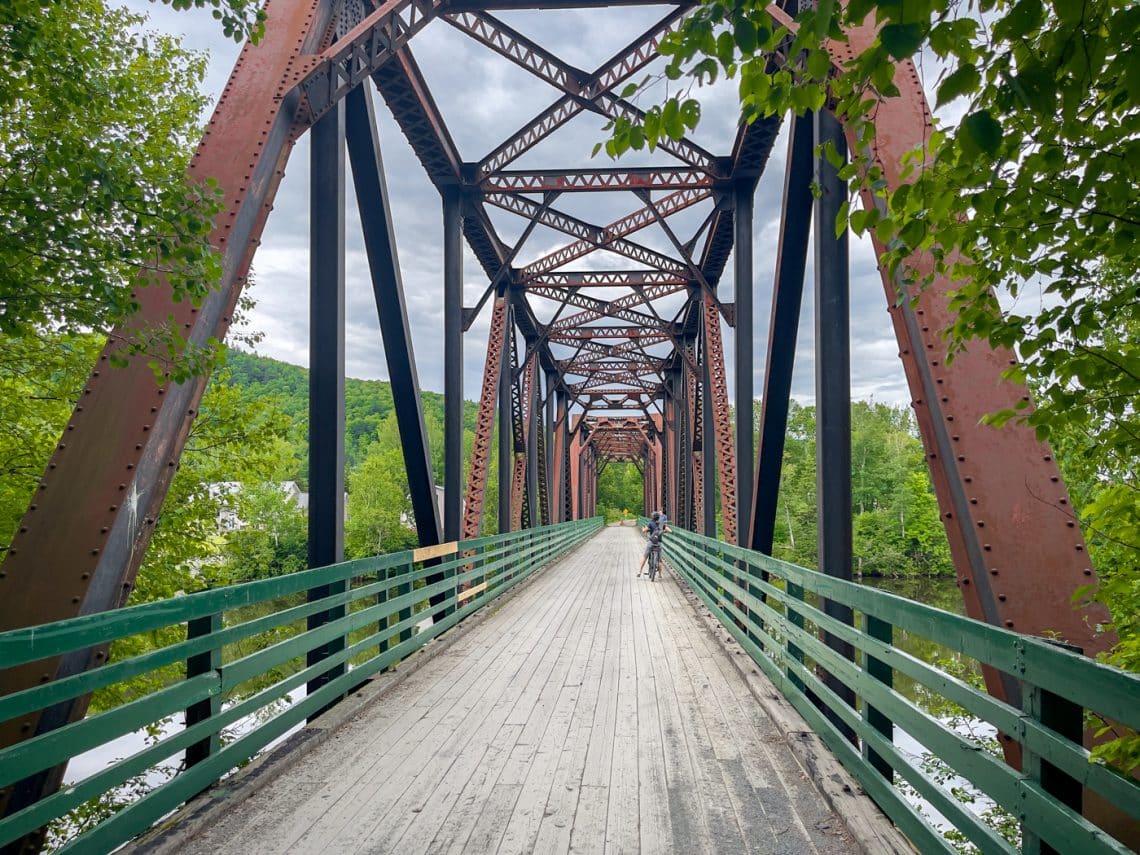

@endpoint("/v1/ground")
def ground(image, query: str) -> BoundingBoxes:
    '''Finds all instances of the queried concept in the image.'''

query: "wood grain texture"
[146,528,876,855]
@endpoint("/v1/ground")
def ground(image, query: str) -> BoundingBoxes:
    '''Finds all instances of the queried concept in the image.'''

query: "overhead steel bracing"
[0,0,1116,839]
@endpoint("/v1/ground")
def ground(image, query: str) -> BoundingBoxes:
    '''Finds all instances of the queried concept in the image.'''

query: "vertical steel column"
[662,393,673,519]
[577,447,585,521]
[814,109,856,742]
[306,100,347,704]
[498,304,513,533]
[749,112,813,555]
[677,363,690,529]
[527,370,539,527]
[345,83,441,548]
[702,334,716,536]
[555,391,569,522]
[734,183,754,545]
[546,371,556,523]
[443,190,463,542]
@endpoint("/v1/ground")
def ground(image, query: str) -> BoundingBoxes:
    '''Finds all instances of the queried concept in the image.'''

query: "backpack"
[647,524,663,546]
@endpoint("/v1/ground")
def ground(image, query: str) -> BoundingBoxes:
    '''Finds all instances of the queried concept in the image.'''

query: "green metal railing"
[0,517,602,853]
[655,522,1140,855]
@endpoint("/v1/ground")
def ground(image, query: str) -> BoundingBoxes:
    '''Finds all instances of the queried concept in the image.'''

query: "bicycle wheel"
[648,549,658,581]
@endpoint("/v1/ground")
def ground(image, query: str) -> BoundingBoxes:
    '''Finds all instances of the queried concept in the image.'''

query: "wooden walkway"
[149,527,866,854]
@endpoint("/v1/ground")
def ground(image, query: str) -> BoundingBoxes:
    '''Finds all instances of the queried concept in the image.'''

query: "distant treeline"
[597,400,954,578]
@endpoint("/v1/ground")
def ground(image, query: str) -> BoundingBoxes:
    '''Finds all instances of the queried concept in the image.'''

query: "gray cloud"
[129,2,917,412]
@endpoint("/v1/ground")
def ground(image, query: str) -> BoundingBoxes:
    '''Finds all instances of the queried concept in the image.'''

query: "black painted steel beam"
[345,82,442,548]
[527,372,540,526]
[498,303,514,532]
[748,112,812,555]
[734,183,754,545]
[814,109,856,742]
[443,189,464,542]
[306,99,347,705]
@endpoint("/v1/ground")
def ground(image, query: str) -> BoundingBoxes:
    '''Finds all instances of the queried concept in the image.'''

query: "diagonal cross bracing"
[520,187,710,278]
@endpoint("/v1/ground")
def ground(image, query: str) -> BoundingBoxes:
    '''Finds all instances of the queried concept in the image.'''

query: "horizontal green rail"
[652,522,1140,855]
[0,517,602,853]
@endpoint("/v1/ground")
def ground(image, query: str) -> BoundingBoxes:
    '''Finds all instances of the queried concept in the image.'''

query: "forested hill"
[221,349,472,472]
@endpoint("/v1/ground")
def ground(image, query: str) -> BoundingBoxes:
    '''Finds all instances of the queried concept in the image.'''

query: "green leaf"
[807,48,831,80]
[734,17,758,54]
[935,64,980,108]
[880,23,924,60]
[959,110,1003,157]
[814,0,835,39]
[662,98,684,139]
[680,99,701,130]
[716,31,735,67]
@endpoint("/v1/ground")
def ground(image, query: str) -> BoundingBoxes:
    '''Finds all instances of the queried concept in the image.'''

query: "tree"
[345,414,418,559]
[216,482,308,583]
[0,0,230,379]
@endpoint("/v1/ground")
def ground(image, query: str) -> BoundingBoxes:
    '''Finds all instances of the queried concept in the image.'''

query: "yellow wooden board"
[413,541,459,562]
[457,581,488,603]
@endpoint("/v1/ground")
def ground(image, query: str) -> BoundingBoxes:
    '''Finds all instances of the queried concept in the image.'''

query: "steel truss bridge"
[0,0,1137,853]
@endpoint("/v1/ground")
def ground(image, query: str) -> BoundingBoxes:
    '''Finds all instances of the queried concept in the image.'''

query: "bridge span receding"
[129,526,901,855]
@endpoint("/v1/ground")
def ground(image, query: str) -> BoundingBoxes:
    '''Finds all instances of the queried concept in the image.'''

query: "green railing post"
[184,613,222,770]
[863,612,893,782]
[786,578,806,692]
[399,557,413,645]
[377,566,390,659]
[1022,640,1084,855]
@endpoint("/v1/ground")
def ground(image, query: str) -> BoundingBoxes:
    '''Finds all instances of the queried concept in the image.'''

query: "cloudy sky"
[127,0,927,407]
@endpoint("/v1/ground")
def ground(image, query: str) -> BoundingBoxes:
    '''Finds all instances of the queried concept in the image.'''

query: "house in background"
[209,481,344,533]
[399,486,460,532]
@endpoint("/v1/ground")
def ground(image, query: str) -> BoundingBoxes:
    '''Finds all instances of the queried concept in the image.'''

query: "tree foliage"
[0,0,230,380]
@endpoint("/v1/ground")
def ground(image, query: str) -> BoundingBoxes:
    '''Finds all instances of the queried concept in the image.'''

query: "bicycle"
[646,539,662,581]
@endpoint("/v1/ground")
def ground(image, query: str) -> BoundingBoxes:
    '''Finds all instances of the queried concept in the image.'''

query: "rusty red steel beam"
[461,297,509,539]
[480,167,712,194]
[702,291,737,544]
[542,281,690,331]
[485,193,685,273]
[526,270,692,288]
[302,0,445,123]
[818,20,1111,671]
[582,390,656,400]
[529,287,661,329]
[451,8,719,177]
[521,187,711,279]
[510,357,537,530]
[559,357,667,372]
[547,328,670,342]
[571,374,661,391]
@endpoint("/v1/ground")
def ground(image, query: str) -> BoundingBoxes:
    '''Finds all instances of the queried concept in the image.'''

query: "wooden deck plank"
[627,544,673,854]
[604,542,639,855]
[149,527,886,855]
[338,557,587,853]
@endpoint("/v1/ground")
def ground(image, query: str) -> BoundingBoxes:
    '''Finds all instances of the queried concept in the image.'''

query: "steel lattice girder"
[461,297,509,539]
[480,167,712,193]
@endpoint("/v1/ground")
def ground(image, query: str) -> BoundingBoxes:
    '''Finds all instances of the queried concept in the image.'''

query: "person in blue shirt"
[636,510,671,577]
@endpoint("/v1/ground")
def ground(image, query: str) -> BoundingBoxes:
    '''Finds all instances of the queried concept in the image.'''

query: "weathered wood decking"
[142,527,887,854]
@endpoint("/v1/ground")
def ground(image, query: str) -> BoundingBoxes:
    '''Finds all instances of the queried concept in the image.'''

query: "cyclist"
[636,511,671,579]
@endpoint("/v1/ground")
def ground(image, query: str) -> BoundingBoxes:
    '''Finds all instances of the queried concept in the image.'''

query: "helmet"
[650,511,661,521]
